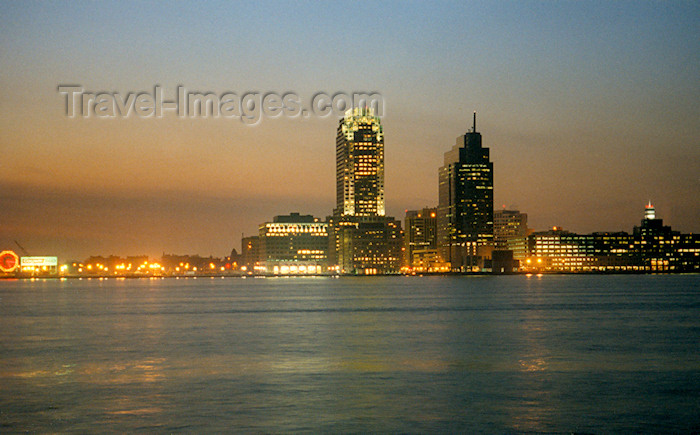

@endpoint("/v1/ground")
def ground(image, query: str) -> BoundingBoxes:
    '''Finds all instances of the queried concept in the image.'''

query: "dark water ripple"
[1,274,699,433]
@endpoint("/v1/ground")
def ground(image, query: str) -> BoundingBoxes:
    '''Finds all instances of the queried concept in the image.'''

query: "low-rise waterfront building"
[328,214,403,274]
[521,203,699,272]
[258,213,328,275]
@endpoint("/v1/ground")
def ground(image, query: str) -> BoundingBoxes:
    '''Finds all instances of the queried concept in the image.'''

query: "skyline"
[1,1,699,260]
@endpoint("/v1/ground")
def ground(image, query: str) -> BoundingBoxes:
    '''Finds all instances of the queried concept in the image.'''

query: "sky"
[1,0,699,260]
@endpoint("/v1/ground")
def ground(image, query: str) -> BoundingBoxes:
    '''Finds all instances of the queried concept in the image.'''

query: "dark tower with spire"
[437,112,494,271]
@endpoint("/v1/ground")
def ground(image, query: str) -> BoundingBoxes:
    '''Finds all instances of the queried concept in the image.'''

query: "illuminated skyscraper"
[335,107,385,217]
[329,108,402,274]
[437,113,494,271]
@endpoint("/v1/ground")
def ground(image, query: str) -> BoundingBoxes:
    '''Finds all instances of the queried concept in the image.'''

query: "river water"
[1,274,698,433]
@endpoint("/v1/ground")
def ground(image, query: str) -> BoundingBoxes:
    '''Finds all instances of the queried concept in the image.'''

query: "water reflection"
[519,357,547,372]
[0,276,698,433]
[501,277,554,432]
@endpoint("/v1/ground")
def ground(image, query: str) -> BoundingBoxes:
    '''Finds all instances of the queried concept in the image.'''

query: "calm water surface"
[1,275,698,433]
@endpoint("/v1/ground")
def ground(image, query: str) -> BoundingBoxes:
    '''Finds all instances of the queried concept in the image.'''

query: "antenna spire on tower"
[473,111,477,132]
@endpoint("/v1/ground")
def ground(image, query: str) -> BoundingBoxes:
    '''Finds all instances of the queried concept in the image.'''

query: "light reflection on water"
[1,275,699,433]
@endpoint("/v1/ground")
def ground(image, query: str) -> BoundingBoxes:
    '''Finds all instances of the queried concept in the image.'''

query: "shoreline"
[1,270,698,280]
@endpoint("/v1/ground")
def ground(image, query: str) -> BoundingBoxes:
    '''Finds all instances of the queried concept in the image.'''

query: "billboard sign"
[21,256,58,267]
[0,250,20,272]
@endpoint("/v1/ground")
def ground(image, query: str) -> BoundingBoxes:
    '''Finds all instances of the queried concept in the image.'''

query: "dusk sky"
[1,1,698,260]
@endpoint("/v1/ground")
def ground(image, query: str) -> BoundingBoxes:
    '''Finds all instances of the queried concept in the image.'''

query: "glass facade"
[437,114,494,271]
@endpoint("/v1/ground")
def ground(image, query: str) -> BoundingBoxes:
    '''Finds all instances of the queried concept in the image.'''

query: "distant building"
[438,113,494,271]
[241,235,260,273]
[18,256,59,276]
[493,209,528,260]
[631,202,699,272]
[524,227,643,272]
[161,254,223,274]
[226,248,242,271]
[404,208,442,271]
[525,227,600,271]
[77,255,167,276]
[328,107,403,274]
[521,203,699,272]
[257,213,328,274]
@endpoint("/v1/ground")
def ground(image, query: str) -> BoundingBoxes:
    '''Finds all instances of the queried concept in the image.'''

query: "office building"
[258,213,328,274]
[404,208,442,271]
[493,209,529,260]
[438,113,494,271]
[524,227,599,271]
[328,214,403,274]
[329,107,402,274]
[521,203,700,272]
[631,202,699,272]
[335,107,384,217]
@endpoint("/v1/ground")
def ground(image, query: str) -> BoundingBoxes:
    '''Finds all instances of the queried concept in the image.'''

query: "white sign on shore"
[21,257,58,267]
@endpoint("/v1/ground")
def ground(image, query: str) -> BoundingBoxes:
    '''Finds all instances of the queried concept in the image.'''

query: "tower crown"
[644,201,656,220]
